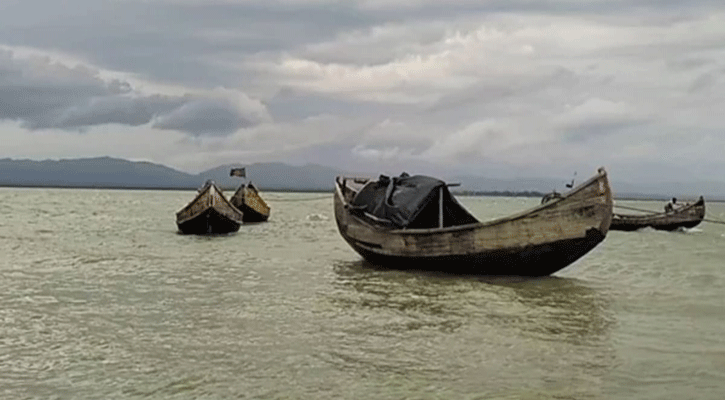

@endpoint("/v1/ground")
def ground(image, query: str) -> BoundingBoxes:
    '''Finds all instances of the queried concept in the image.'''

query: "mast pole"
[439,186,444,228]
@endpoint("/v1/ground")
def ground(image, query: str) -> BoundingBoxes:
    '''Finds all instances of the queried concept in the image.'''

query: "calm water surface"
[1,188,724,399]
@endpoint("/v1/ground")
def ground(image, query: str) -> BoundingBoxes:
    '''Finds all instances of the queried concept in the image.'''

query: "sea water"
[1,188,724,399]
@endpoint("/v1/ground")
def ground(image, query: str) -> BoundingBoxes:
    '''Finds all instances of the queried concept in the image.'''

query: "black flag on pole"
[230,167,246,177]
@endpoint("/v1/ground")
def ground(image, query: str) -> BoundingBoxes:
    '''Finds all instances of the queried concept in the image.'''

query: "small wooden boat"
[333,168,613,276]
[229,181,270,223]
[176,180,244,234]
[610,196,705,231]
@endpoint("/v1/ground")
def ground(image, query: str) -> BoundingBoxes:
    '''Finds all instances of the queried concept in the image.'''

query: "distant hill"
[1,157,723,200]
[0,157,345,191]
[0,157,196,189]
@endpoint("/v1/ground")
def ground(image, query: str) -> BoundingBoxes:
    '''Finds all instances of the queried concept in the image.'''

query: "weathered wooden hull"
[176,207,243,234]
[176,182,243,234]
[230,183,270,223]
[610,197,705,231]
[334,168,613,276]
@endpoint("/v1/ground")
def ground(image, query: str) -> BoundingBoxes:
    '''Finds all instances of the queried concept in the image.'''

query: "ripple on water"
[1,191,725,399]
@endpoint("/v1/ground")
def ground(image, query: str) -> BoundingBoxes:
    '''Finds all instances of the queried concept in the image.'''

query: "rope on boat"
[613,203,725,225]
[265,194,330,202]
[613,204,662,215]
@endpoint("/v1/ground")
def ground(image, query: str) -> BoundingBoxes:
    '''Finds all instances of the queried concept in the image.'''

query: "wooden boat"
[229,181,270,223]
[176,180,244,234]
[610,196,705,231]
[333,168,613,276]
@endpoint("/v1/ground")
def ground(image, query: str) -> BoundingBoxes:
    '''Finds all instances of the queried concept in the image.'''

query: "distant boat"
[611,196,705,231]
[333,168,613,276]
[230,182,270,223]
[176,180,244,234]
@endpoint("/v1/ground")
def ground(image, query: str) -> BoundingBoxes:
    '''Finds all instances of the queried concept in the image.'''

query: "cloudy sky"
[1,0,724,183]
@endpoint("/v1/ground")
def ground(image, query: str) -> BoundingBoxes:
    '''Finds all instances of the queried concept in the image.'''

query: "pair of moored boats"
[175,170,270,234]
[334,167,707,276]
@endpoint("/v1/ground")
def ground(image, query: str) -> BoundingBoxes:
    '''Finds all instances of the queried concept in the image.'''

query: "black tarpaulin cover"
[350,173,479,229]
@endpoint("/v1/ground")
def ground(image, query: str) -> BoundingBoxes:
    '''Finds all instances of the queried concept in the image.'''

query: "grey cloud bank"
[0,50,268,134]
[0,0,724,186]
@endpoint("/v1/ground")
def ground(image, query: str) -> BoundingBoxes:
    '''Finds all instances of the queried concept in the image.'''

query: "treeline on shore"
[452,190,546,198]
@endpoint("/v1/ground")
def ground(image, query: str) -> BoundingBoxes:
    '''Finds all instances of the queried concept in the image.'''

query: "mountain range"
[1,157,723,200]
[0,157,339,191]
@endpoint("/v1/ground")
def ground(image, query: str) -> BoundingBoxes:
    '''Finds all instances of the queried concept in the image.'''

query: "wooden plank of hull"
[230,184,270,223]
[346,228,606,276]
[334,168,613,276]
[177,207,243,234]
[176,182,243,234]
[610,197,705,232]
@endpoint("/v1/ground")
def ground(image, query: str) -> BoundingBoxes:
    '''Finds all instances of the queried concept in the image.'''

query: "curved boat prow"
[176,181,244,234]
[333,167,613,276]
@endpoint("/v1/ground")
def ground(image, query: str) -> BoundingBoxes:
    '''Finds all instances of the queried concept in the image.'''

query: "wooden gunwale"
[176,182,243,225]
[230,182,270,222]
[333,168,613,275]
[336,168,610,235]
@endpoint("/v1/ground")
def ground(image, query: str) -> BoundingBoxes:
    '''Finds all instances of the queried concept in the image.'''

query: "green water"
[1,188,724,399]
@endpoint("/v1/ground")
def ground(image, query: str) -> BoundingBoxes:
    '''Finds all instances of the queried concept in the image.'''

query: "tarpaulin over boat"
[350,173,479,229]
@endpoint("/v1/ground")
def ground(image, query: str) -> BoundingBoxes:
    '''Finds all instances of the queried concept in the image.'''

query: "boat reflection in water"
[318,260,616,397]
[329,260,614,344]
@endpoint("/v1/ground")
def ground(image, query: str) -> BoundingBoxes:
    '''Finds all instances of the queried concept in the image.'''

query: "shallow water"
[1,188,724,399]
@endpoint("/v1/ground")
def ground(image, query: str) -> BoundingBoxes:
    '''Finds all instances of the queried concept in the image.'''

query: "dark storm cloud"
[27,97,164,130]
[1,0,722,88]
[0,0,721,91]
[0,50,266,134]
[152,98,258,135]
[0,0,384,87]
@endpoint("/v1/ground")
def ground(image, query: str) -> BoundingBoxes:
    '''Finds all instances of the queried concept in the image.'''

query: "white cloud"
[420,118,554,163]
[555,98,642,130]
[260,11,725,107]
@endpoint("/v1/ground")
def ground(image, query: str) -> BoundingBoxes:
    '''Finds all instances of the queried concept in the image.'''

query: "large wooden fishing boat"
[229,182,271,223]
[176,180,244,234]
[611,196,705,231]
[333,168,613,276]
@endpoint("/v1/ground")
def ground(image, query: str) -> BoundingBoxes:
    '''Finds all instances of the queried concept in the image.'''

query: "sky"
[1,0,724,184]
